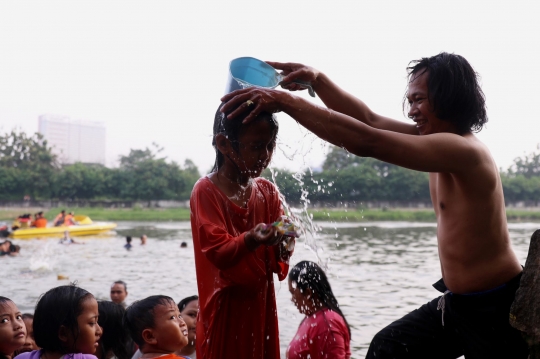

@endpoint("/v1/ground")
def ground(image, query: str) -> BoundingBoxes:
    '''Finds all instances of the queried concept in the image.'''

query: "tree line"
[0,131,199,201]
[1,130,539,205]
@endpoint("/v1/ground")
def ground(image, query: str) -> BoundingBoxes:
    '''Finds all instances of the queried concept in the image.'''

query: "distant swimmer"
[140,234,147,245]
[59,231,82,245]
[110,280,128,308]
[124,236,133,250]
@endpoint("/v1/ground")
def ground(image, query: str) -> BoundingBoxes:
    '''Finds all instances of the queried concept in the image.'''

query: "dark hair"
[177,295,198,312]
[126,237,132,243]
[33,285,94,353]
[403,52,488,134]
[124,295,176,348]
[0,296,13,306]
[97,301,133,359]
[212,102,279,172]
[288,261,351,337]
[22,313,34,320]
[113,281,128,292]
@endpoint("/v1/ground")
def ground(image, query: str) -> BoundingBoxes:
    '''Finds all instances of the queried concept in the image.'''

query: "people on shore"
[15,285,102,359]
[176,296,198,359]
[190,104,294,358]
[221,53,528,357]
[13,314,39,356]
[124,296,189,359]
[0,296,26,359]
[110,281,128,308]
[287,261,351,359]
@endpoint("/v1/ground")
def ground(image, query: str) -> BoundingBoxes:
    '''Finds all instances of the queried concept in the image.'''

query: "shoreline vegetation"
[2,207,540,222]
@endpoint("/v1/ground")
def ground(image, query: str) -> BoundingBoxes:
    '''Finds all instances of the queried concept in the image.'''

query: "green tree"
[0,130,58,199]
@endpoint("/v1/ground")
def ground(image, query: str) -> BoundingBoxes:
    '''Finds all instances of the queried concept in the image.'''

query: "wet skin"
[221,63,522,293]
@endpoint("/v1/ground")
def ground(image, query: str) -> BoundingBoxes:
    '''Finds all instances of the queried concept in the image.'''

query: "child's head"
[96,301,132,359]
[14,314,39,355]
[177,295,198,347]
[33,285,102,355]
[125,295,188,354]
[0,297,26,358]
[212,102,279,176]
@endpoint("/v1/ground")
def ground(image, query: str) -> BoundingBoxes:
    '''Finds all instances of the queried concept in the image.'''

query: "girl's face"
[288,279,311,315]
[228,120,277,178]
[16,318,39,354]
[180,300,198,344]
[63,297,102,354]
[0,301,26,356]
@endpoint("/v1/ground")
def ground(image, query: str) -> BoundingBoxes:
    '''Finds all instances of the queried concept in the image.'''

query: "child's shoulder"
[14,350,40,359]
[254,177,278,192]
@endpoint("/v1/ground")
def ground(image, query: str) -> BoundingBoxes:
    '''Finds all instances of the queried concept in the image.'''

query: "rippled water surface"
[1,221,537,357]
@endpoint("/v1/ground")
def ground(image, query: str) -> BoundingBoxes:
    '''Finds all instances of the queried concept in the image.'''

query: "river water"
[1,221,538,357]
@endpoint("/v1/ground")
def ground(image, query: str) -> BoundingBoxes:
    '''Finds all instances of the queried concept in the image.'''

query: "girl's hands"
[244,223,282,251]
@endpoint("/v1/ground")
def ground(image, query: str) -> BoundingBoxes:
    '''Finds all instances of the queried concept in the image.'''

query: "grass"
[1,207,540,222]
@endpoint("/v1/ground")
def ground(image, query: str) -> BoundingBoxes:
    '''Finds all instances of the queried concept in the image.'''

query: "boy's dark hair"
[212,102,278,172]
[124,295,176,348]
[289,261,351,338]
[114,280,128,291]
[177,295,198,312]
[33,285,93,353]
[404,52,488,134]
[97,301,133,359]
[126,237,132,243]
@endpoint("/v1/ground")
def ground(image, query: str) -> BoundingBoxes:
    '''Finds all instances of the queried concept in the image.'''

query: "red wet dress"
[190,176,289,359]
[287,308,351,359]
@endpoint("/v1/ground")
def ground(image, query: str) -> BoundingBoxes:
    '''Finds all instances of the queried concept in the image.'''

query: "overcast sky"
[1,0,539,174]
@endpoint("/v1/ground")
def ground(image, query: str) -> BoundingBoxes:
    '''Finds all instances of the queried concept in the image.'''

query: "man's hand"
[266,61,320,92]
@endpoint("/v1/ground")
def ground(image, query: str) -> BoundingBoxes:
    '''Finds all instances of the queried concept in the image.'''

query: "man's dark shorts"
[366,273,528,359]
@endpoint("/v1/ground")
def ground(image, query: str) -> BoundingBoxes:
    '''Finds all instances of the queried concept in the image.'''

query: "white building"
[38,114,106,165]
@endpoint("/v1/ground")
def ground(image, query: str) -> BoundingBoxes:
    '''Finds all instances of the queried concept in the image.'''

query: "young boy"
[125,295,189,359]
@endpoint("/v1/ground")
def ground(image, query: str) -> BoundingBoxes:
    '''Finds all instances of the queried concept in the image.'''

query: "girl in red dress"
[190,104,294,359]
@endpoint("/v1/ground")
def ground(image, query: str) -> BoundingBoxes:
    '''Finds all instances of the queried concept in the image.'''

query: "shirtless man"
[221,53,527,358]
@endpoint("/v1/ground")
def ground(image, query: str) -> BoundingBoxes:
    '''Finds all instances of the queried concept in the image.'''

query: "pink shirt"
[287,309,351,359]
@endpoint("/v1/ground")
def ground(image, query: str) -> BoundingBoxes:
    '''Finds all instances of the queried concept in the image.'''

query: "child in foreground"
[190,104,294,358]
[0,297,26,359]
[15,285,102,359]
[124,296,189,359]
[14,314,39,356]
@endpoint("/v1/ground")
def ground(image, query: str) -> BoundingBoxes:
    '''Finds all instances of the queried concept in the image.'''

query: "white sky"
[1,0,539,174]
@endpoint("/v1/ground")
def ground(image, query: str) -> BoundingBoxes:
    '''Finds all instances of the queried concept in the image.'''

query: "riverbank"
[2,207,540,222]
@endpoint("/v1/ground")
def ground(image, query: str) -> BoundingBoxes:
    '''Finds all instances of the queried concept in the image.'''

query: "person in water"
[287,261,351,359]
[190,104,294,359]
[221,53,527,358]
[110,281,128,308]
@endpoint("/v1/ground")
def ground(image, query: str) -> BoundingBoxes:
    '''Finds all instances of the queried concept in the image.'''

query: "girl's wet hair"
[124,295,176,348]
[97,301,133,359]
[177,295,198,312]
[33,285,93,353]
[403,52,488,134]
[0,296,13,306]
[289,261,351,337]
[212,102,278,172]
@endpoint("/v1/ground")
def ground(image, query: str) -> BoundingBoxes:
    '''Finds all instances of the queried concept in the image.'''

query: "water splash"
[29,240,59,272]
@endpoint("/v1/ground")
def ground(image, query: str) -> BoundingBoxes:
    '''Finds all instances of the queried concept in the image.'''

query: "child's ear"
[58,325,70,344]
[215,134,231,155]
[142,328,158,346]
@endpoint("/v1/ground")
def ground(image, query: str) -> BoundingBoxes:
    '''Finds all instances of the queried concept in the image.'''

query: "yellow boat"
[9,215,117,239]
